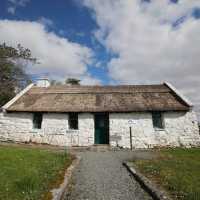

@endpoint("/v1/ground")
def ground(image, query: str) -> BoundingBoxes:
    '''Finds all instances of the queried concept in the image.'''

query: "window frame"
[68,113,78,130]
[152,111,165,130]
[33,113,43,129]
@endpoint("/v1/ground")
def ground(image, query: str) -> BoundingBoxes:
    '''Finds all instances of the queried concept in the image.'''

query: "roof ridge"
[43,84,165,87]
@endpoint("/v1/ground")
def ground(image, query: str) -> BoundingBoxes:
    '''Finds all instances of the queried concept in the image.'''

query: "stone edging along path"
[123,162,172,200]
[51,155,81,200]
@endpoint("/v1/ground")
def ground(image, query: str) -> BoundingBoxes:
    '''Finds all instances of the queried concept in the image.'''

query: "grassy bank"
[134,148,200,200]
[0,145,72,200]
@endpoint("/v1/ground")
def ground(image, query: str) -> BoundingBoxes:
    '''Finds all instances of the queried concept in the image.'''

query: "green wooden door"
[95,113,109,144]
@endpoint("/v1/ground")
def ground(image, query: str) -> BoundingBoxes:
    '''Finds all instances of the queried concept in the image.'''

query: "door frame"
[94,113,109,145]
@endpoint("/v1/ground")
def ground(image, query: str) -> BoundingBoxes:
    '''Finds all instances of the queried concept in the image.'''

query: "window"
[152,112,164,129]
[68,113,78,130]
[33,113,43,129]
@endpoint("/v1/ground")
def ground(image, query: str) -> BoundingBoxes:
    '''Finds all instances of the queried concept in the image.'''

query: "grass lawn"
[0,145,73,200]
[134,148,200,200]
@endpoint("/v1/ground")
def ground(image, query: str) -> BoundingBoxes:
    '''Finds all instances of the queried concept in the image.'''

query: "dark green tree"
[65,78,80,85]
[0,43,36,107]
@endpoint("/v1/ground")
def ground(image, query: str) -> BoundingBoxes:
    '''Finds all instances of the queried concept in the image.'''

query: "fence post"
[129,127,132,150]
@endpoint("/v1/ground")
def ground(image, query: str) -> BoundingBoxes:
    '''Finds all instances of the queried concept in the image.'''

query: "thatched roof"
[6,84,190,112]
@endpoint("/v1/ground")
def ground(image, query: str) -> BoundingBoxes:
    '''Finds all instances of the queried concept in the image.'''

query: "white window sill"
[31,129,40,132]
[66,129,79,133]
[154,128,165,131]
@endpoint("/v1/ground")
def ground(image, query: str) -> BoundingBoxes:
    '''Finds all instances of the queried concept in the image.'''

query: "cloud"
[0,19,100,85]
[7,6,16,14]
[8,0,30,6]
[7,0,30,15]
[81,74,102,85]
[37,17,54,28]
[83,0,200,112]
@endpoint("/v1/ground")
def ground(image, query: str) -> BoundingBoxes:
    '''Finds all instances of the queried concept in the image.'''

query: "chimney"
[36,78,50,87]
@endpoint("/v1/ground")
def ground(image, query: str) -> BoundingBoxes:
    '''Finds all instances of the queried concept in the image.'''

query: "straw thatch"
[6,84,190,112]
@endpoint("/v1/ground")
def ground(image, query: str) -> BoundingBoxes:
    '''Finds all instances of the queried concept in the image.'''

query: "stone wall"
[0,112,33,143]
[0,112,94,146]
[0,111,199,148]
[109,111,200,148]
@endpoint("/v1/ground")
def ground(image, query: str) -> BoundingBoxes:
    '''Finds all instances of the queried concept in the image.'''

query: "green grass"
[134,148,200,200]
[0,145,72,200]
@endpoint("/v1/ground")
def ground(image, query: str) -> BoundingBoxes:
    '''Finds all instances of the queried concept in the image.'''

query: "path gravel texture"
[65,150,153,200]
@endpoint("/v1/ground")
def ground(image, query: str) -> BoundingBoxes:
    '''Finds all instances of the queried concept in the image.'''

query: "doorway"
[94,113,109,144]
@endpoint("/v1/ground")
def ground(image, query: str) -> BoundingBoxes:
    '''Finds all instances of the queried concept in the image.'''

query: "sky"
[0,0,200,114]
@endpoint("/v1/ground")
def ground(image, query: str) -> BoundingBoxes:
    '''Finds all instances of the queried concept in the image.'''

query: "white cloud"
[8,0,30,7]
[38,17,54,28]
[83,0,200,111]
[81,74,102,85]
[7,0,30,15]
[7,6,16,14]
[0,19,100,85]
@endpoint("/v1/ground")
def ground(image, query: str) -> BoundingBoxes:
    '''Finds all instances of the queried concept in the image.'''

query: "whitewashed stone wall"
[0,112,33,143]
[0,112,94,146]
[0,110,199,148]
[109,111,200,148]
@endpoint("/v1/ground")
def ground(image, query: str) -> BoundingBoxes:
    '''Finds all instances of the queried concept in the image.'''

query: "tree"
[65,78,80,85]
[0,43,36,107]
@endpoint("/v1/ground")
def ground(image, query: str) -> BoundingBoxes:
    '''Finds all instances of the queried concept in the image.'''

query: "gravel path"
[65,151,153,200]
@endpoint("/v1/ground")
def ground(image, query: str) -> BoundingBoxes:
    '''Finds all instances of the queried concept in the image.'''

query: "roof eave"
[6,107,190,113]
[2,83,34,112]
[163,82,193,108]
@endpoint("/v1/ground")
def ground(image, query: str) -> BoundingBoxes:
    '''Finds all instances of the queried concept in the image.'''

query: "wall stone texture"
[0,110,199,148]
[0,112,94,147]
[109,111,200,148]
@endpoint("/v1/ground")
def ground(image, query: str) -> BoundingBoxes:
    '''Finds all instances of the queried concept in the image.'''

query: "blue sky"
[0,0,200,112]
[0,0,113,84]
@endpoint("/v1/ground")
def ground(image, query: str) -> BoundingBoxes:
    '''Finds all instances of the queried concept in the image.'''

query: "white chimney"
[36,78,50,87]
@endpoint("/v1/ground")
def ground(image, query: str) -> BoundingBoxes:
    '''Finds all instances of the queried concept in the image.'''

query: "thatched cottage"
[0,80,199,148]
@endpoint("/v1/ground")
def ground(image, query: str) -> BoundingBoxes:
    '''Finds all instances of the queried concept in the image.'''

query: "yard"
[0,145,72,200]
[134,148,200,200]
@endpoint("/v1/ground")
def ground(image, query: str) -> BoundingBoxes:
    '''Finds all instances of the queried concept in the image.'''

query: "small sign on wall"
[128,119,136,125]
